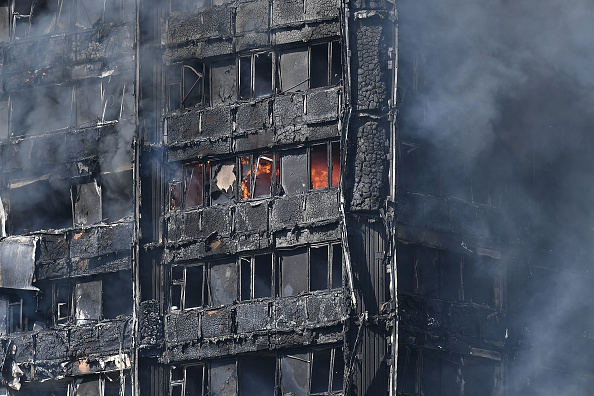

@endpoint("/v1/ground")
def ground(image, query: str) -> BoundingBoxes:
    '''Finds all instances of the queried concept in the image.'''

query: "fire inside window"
[239,152,279,200]
[169,142,339,211]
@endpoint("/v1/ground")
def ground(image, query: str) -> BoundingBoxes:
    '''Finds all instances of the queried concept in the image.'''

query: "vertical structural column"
[344,0,397,395]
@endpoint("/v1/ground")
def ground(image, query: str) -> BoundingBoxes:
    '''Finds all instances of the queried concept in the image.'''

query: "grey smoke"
[397,0,594,394]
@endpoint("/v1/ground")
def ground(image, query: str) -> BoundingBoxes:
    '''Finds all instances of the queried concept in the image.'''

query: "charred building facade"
[0,0,592,395]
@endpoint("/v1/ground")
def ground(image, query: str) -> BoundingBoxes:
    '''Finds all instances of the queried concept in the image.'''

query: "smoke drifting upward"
[397,0,594,394]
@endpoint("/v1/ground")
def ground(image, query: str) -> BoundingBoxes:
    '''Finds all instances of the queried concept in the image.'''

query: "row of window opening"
[169,142,340,211]
[170,243,342,311]
[166,41,342,111]
[170,347,344,396]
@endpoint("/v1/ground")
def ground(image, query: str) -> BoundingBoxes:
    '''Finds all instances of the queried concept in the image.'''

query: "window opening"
[74,280,102,324]
[210,160,235,205]
[209,259,238,306]
[170,365,205,396]
[239,53,273,100]
[240,152,278,200]
[279,41,342,92]
[167,61,206,111]
[240,254,273,301]
[311,144,329,189]
[169,162,210,211]
[170,264,205,311]
[238,356,275,396]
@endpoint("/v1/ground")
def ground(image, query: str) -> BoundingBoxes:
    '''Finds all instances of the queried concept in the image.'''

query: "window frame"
[238,51,274,101]
[166,61,208,112]
[170,263,207,311]
[278,40,342,93]
[170,364,206,396]
[239,253,274,301]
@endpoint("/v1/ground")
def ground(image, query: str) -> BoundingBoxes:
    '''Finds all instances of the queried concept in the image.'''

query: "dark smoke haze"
[397,0,594,394]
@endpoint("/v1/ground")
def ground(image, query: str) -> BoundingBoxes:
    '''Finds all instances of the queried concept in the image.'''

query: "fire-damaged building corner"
[0,0,585,395]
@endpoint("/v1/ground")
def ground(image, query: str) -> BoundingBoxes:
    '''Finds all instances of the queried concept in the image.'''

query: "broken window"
[167,61,207,112]
[210,160,235,205]
[75,0,125,29]
[170,264,205,311]
[72,181,102,227]
[239,152,279,200]
[310,142,340,190]
[279,42,342,92]
[170,365,205,396]
[240,253,273,301]
[74,280,102,324]
[0,292,37,334]
[238,355,275,396]
[239,52,273,100]
[75,76,132,126]
[169,162,210,210]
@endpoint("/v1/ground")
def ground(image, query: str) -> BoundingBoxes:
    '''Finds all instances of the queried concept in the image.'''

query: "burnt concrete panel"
[166,310,200,344]
[273,93,304,129]
[273,21,341,46]
[202,206,232,238]
[270,195,304,231]
[276,123,340,146]
[349,120,388,211]
[167,137,232,163]
[202,308,234,339]
[352,16,389,111]
[69,222,133,259]
[236,1,269,33]
[97,319,132,353]
[166,111,200,144]
[234,201,268,234]
[164,40,235,63]
[303,88,340,124]
[272,0,304,27]
[305,0,340,21]
[236,302,270,333]
[12,333,35,363]
[234,128,275,152]
[202,106,233,139]
[304,190,340,225]
[235,32,270,52]
[165,7,233,45]
[71,255,130,277]
[274,297,307,330]
[306,292,347,326]
[236,100,271,133]
[37,233,68,260]
[275,223,341,248]
[36,330,69,361]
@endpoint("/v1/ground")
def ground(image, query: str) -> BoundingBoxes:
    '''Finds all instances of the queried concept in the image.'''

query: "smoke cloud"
[397,0,594,393]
